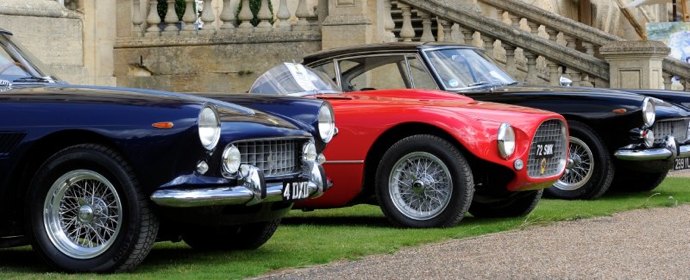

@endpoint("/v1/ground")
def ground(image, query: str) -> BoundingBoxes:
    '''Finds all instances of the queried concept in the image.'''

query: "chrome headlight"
[302,141,317,163]
[642,97,655,127]
[222,144,241,175]
[318,104,336,143]
[198,106,221,150]
[497,123,516,159]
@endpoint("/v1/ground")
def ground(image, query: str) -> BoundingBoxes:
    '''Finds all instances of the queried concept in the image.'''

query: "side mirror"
[559,76,573,87]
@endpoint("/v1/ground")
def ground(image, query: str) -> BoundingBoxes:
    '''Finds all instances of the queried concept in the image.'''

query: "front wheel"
[27,144,158,272]
[183,219,280,250]
[375,135,474,228]
[546,121,614,200]
[469,190,543,218]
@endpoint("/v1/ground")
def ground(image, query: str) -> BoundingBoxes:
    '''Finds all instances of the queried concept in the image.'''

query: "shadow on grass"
[281,215,391,227]
[0,247,52,273]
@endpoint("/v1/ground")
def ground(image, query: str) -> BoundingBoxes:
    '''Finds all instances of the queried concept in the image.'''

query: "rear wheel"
[27,144,158,272]
[375,135,474,228]
[546,121,614,200]
[469,190,543,218]
[183,219,280,250]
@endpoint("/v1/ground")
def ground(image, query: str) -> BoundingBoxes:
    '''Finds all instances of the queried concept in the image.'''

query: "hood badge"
[0,79,12,92]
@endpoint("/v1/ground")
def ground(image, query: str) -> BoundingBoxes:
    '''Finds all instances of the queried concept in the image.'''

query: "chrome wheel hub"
[554,137,594,191]
[388,152,453,221]
[43,170,123,259]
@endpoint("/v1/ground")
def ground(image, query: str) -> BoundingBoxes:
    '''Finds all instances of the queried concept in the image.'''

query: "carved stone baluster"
[545,27,558,42]
[547,61,560,86]
[383,0,396,42]
[495,9,505,23]
[564,67,581,87]
[162,0,179,35]
[220,0,237,30]
[564,35,577,50]
[418,11,435,42]
[482,36,495,59]
[438,18,452,42]
[295,0,312,28]
[256,0,272,30]
[132,0,144,36]
[583,42,595,56]
[663,73,673,90]
[238,0,254,30]
[580,74,593,87]
[527,21,540,36]
[684,79,689,91]
[459,26,474,46]
[200,0,216,33]
[398,3,415,42]
[181,0,197,33]
[509,13,521,29]
[524,51,540,85]
[145,0,161,35]
[504,44,517,76]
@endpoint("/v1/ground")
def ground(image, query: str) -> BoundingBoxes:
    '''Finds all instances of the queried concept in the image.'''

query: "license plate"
[282,181,310,201]
[674,157,690,170]
[535,141,555,158]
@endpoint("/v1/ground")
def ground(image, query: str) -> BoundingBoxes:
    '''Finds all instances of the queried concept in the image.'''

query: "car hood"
[464,85,690,120]
[6,84,298,128]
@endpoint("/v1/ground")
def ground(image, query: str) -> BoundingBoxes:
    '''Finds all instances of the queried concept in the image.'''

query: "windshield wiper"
[13,76,50,83]
[469,81,491,87]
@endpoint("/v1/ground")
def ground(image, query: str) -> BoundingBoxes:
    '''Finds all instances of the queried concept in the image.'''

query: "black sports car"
[303,42,690,200]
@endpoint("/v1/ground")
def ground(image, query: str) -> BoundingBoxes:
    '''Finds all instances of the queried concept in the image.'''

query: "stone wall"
[0,0,89,84]
[114,34,321,93]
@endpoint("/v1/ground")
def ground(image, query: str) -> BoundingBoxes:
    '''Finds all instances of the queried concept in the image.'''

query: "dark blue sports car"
[0,28,335,272]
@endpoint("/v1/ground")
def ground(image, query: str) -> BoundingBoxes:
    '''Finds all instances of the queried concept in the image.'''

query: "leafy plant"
[157,0,188,21]
[236,0,274,26]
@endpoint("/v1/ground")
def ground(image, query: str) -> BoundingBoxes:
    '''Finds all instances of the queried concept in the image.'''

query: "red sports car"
[243,63,568,228]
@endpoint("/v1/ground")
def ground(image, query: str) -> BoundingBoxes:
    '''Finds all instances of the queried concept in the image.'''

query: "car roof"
[302,42,476,64]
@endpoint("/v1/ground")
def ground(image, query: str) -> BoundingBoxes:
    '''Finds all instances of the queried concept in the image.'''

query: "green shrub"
[157,0,188,21]
[236,0,274,26]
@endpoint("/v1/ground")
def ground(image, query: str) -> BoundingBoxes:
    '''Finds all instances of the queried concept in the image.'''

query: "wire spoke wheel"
[388,152,453,221]
[554,137,594,191]
[43,169,123,259]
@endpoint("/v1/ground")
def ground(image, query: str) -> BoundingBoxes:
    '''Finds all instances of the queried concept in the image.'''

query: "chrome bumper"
[614,136,690,161]
[151,163,326,208]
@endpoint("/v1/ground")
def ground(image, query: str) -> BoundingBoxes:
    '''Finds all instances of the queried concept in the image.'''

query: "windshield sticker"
[285,63,318,92]
[0,79,11,92]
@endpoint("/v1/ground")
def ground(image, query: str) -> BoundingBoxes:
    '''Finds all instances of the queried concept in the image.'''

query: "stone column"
[600,41,670,90]
[321,0,373,50]
[83,0,117,85]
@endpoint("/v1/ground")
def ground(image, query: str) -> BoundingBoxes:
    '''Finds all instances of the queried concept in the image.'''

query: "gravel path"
[256,173,690,280]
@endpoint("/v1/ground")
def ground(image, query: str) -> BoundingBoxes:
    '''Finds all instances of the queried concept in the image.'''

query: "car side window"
[311,61,337,81]
[0,47,29,80]
[337,55,408,91]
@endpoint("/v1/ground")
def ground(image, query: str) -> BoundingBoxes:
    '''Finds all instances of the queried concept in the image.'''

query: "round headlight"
[642,97,655,127]
[498,123,516,159]
[199,106,221,151]
[318,104,336,143]
[303,141,317,163]
[222,144,241,175]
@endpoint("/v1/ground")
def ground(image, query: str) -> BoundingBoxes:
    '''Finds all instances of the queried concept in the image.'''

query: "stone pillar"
[600,41,670,90]
[321,0,373,50]
[83,0,117,85]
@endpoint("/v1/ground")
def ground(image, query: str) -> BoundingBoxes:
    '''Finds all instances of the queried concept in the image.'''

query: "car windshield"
[249,63,340,96]
[423,48,516,90]
[0,33,60,83]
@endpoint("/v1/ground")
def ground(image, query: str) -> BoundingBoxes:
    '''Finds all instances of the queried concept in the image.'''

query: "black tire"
[546,120,614,200]
[610,168,669,192]
[469,190,543,218]
[375,135,474,228]
[26,144,159,272]
[183,219,280,250]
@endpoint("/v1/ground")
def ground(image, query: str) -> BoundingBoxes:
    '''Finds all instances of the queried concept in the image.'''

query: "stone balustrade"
[127,0,320,37]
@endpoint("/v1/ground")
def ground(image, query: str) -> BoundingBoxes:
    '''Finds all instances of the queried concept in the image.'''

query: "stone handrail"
[478,0,689,90]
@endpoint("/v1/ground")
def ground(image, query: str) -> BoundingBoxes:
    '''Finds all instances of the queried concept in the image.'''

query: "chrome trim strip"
[614,148,673,161]
[325,160,365,164]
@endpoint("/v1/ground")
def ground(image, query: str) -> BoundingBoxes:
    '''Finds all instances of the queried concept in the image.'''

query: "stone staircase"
[389,0,690,91]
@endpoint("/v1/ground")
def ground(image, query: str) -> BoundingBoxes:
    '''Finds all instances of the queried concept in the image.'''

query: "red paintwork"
[296,88,567,209]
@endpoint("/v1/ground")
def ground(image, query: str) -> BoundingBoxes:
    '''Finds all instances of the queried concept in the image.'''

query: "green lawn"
[1,177,689,279]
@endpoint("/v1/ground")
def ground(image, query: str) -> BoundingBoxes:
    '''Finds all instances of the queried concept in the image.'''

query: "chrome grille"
[236,139,302,177]
[652,120,689,144]
[527,119,567,178]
